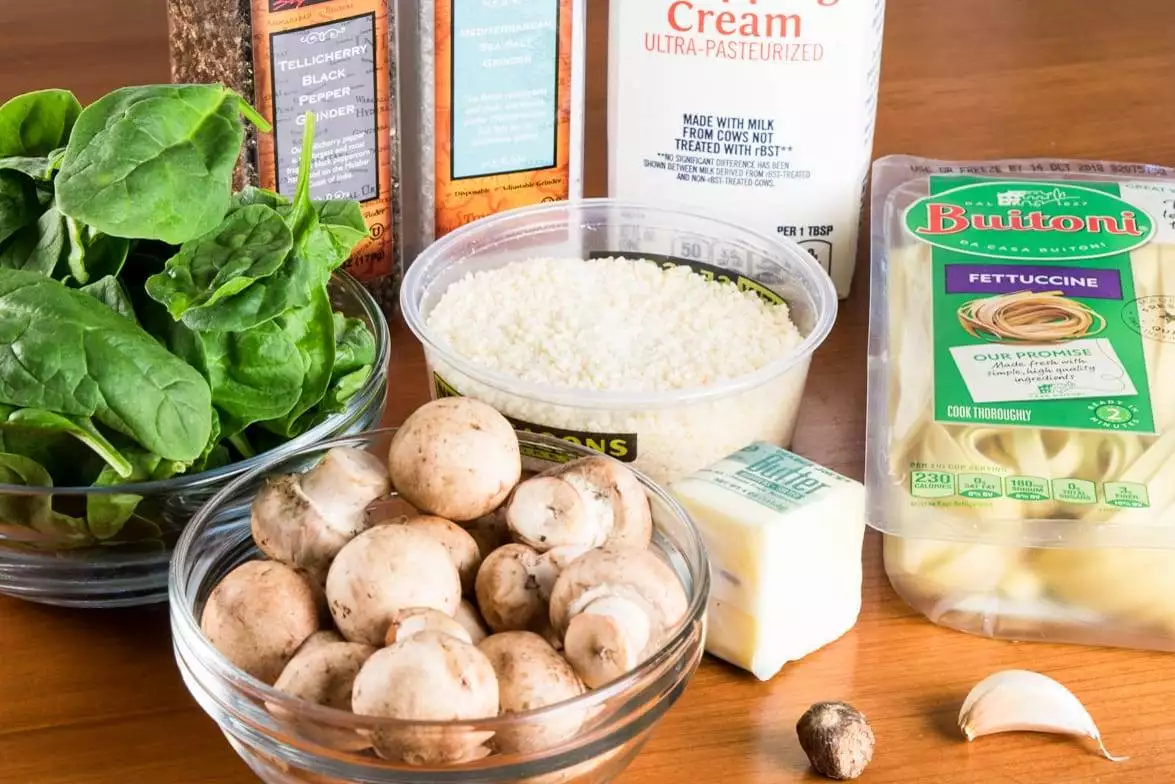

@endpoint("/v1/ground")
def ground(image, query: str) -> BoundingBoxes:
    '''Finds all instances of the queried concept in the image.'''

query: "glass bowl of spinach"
[0,86,391,607]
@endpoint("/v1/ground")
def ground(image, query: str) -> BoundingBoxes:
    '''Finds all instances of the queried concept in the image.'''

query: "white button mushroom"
[464,507,513,560]
[474,543,587,638]
[506,457,652,553]
[387,398,522,522]
[268,640,377,752]
[394,514,483,596]
[478,631,586,754]
[548,548,689,689]
[454,600,490,645]
[384,607,474,646]
[251,447,391,581]
[352,630,500,765]
[200,560,321,684]
[295,630,345,656]
[273,641,377,710]
[325,525,462,645]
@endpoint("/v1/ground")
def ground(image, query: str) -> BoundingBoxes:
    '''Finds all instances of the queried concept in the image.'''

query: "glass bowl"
[0,273,389,609]
[169,429,709,784]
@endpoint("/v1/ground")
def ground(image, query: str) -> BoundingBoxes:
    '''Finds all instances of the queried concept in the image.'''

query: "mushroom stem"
[564,595,651,689]
[300,447,390,521]
[386,608,473,646]
[507,476,594,551]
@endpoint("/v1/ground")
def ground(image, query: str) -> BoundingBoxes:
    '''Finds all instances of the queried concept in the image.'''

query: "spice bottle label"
[905,175,1160,435]
[249,0,397,282]
[433,0,574,237]
[607,0,886,299]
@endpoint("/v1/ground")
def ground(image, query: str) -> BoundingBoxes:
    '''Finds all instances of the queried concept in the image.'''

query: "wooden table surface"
[2,1,1175,782]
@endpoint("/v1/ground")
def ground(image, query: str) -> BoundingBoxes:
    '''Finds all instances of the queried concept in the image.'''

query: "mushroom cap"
[398,515,483,596]
[478,631,586,754]
[296,630,346,656]
[326,525,461,645]
[387,398,522,522]
[532,546,590,602]
[548,548,688,654]
[560,457,652,550]
[273,641,377,709]
[454,600,490,645]
[464,507,512,560]
[352,631,499,764]
[385,607,473,646]
[200,560,320,684]
[474,543,547,633]
[251,476,361,582]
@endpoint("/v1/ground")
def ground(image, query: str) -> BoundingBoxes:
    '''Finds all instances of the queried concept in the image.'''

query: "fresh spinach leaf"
[233,186,289,211]
[55,85,270,245]
[79,276,136,322]
[313,200,369,263]
[82,232,131,282]
[4,408,132,478]
[144,204,293,320]
[283,113,318,243]
[199,444,231,472]
[333,314,377,375]
[0,171,39,246]
[0,270,213,461]
[86,448,184,540]
[189,409,223,473]
[260,286,336,437]
[313,316,376,417]
[199,319,305,429]
[0,89,82,158]
[0,452,57,527]
[0,206,66,275]
[0,156,54,181]
[170,229,325,332]
[319,367,372,415]
[164,118,327,333]
[0,452,87,542]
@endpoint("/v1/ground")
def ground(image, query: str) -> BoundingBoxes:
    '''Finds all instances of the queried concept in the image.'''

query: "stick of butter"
[669,442,865,681]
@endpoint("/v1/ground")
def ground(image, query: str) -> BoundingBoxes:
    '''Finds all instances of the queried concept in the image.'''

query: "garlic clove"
[958,670,1127,762]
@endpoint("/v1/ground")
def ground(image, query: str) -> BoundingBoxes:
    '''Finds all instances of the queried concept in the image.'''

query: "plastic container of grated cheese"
[401,198,837,484]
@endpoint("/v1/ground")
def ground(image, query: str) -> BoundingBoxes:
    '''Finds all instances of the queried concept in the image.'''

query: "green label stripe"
[907,175,1156,435]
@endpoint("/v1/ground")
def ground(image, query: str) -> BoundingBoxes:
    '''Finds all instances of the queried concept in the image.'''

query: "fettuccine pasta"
[868,156,1175,650]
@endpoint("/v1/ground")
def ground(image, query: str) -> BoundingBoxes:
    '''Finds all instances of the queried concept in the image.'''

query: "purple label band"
[945,264,1123,300]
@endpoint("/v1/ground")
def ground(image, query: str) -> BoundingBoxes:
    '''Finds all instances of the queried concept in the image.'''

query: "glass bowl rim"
[400,196,839,410]
[169,426,711,732]
[0,271,390,497]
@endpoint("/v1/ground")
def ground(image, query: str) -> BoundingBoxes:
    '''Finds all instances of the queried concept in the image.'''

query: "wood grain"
[2,1,1175,782]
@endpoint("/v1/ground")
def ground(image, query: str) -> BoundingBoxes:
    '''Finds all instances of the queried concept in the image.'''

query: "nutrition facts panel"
[909,470,1150,508]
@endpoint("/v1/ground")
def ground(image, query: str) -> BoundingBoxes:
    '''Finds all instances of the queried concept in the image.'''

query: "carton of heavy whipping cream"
[607,0,886,298]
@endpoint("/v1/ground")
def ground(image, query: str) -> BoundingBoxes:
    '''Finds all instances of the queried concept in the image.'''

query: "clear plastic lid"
[866,155,1175,549]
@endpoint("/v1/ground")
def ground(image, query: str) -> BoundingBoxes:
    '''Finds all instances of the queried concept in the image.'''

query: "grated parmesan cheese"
[422,256,814,482]
[427,257,803,391]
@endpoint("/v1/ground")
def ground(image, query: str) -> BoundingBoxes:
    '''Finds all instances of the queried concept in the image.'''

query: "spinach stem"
[228,432,256,459]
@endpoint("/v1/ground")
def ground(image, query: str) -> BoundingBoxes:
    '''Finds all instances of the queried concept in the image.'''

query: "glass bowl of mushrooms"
[169,398,710,784]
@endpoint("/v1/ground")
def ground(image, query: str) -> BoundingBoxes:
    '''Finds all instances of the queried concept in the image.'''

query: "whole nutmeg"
[796,701,875,780]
